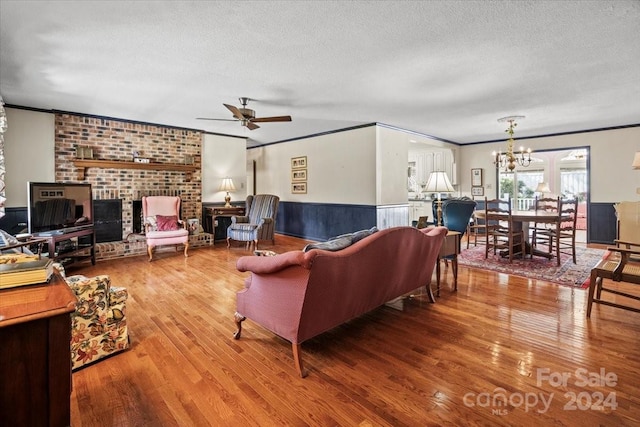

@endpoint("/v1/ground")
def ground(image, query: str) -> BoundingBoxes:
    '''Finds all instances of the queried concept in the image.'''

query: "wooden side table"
[435,231,461,296]
[205,206,246,241]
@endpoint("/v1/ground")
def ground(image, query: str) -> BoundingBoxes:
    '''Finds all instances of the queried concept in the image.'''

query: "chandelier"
[492,115,532,171]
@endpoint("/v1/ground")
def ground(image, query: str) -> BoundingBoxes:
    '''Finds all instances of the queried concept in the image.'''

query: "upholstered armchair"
[55,265,129,370]
[142,196,189,261]
[441,198,477,251]
[227,194,279,250]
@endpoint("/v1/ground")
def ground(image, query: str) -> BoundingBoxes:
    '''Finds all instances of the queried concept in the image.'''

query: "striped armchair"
[227,194,279,250]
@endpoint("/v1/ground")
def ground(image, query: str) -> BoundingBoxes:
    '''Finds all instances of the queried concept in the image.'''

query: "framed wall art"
[471,168,483,187]
[471,186,484,197]
[291,182,307,194]
[291,156,307,169]
[291,169,307,182]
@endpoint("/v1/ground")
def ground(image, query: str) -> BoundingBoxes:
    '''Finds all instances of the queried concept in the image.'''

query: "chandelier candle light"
[219,177,236,208]
[493,115,532,171]
[424,171,455,226]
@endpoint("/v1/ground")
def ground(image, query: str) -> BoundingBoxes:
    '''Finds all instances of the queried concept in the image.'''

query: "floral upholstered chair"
[226,194,279,250]
[142,196,189,261]
[56,265,129,370]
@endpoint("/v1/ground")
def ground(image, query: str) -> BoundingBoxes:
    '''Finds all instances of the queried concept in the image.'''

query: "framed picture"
[471,186,484,196]
[291,156,307,169]
[187,218,200,235]
[471,168,483,186]
[291,182,307,194]
[291,168,307,181]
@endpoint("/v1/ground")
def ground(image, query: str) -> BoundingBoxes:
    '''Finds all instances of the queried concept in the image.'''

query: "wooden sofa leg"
[233,312,246,339]
[147,245,154,261]
[292,343,307,378]
[183,242,189,258]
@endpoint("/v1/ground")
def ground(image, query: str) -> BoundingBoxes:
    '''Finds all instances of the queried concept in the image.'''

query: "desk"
[205,206,246,241]
[0,273,76,426]
[435,231,460,296]
[474,210,568,259]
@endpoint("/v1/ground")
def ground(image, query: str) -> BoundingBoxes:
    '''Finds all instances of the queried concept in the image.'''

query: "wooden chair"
[466,198,487,249]
[484,197,525,263]
[587,240,640,317]
[535,198,578,266]
[531,196,560,258]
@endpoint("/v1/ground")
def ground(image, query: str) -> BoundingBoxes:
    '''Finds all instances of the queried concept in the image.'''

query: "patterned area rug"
[457,244,606,288]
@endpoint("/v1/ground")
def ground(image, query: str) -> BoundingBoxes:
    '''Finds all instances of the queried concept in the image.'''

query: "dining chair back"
[484,197,525,263]
[466,198,487,249]
[531,196,560,257]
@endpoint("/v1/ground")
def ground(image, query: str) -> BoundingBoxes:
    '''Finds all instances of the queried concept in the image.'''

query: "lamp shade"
[535,182,550,193]
[633,152,640,169]
[219,178,236,192]
[424,171,455,193]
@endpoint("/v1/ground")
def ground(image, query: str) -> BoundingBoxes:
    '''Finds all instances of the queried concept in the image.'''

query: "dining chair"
[466,198,487,249]
[484,197,525,263]
[531,196,560,257]
[552,198,579,265]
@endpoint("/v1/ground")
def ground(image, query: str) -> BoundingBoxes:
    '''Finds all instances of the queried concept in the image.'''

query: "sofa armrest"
[237,250,314,274]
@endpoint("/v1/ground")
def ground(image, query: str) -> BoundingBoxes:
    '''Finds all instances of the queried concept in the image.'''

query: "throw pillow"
[302,236,353,252]
[156,215,180,231]
[145,216,158,231]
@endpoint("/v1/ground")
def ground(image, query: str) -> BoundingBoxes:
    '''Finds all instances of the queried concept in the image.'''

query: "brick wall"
[54,113,202,241]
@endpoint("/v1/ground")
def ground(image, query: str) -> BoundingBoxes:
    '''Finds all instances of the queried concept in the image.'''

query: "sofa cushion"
[302,227,378,252]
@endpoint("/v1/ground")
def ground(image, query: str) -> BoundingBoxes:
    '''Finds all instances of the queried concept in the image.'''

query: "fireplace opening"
[94,199,123,243]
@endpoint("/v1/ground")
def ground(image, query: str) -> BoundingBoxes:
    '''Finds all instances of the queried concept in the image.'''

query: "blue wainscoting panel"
[276,202,377,241]
[589,202,617,244]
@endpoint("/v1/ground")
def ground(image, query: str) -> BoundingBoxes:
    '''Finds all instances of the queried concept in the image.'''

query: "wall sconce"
[219,178,236,208]
[632,152,640,169]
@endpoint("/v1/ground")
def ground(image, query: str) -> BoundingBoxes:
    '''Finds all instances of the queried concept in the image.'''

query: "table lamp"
[424,171,455,226]
[535,182,550,197]
[219,177,236,208]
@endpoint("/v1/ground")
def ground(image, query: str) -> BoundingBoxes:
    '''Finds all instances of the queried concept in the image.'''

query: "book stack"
[0,253,54,290]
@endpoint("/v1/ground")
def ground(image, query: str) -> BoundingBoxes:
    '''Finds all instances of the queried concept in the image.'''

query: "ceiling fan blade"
[196,117,238,122]
[224,103,248,120]
[245,121,260,130]
[251,115,292,123]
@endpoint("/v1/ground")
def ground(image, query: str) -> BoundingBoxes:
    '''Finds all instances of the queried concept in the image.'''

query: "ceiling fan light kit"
[197,97,292,130]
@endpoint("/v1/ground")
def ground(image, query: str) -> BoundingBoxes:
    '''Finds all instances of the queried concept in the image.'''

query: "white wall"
[4,108,55,206]
[459,127,640,202]
[201,133,247,204]
[247,126,378,205]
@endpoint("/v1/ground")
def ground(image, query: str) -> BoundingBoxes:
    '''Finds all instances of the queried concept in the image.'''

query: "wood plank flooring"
[68,235,640,426]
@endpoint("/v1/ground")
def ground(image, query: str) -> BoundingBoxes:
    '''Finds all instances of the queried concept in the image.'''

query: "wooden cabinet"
[205,207,246,241]
[409,201,431,223]
[0,273,76,427]
[409,149,456,190]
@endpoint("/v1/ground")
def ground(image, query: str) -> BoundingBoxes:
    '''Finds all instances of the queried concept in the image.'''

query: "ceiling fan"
[197,97,292,130]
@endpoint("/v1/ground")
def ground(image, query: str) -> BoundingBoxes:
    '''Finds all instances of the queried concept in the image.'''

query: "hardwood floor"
[68,234,640,426]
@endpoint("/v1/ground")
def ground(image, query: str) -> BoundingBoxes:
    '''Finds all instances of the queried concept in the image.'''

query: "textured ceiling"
[1,0,639,148]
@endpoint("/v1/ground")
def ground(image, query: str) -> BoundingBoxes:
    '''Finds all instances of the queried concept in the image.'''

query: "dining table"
[474,210,570,259]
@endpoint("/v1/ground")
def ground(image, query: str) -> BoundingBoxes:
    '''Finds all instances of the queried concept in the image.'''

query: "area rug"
[457,245,607,288]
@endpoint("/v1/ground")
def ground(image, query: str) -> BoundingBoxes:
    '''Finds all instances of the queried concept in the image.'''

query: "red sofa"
[233,226,447,377]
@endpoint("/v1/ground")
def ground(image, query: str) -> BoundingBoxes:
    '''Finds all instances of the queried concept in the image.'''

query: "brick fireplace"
[54,113,204,260]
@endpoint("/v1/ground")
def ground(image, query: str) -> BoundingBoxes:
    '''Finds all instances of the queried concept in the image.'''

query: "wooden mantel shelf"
[72,159,198,180]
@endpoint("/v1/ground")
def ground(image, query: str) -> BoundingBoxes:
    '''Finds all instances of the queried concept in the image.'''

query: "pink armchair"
[142,196,189,261]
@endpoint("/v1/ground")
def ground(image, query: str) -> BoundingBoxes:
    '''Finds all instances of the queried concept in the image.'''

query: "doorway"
[497,147,589,243]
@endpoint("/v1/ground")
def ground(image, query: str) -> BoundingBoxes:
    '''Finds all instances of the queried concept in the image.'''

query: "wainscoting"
[275,201,402,241]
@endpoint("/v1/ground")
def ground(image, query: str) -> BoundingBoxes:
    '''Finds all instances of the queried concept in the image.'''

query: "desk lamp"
[424,171,455,226]
[219,177,236,208]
